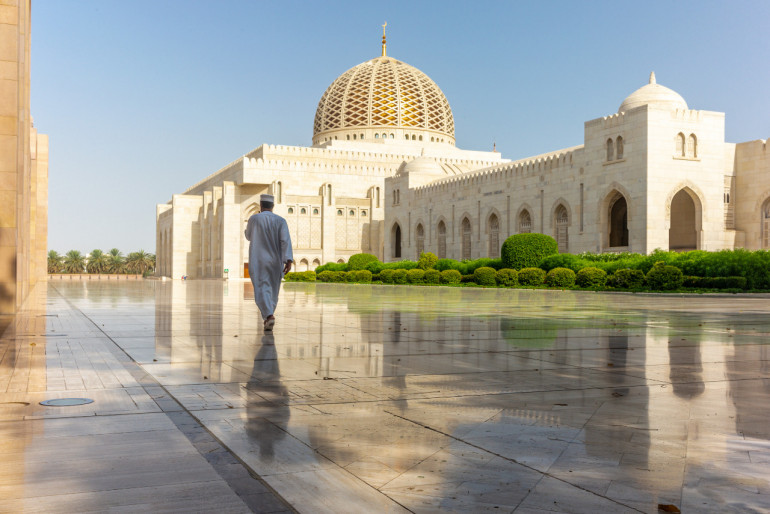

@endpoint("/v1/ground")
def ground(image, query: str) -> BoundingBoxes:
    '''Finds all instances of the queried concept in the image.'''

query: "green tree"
[62,250,86,274]
[125,250,155,274]
[47,250,63,274]
[107,249,125,274]
[86,249,109,274]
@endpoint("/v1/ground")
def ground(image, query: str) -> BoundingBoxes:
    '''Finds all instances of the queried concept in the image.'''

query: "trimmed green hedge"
[284,271,316,282]
[496,268,518,287]
[473,267,497,286]
[502,233,558,270]
[575,267,607,288]
[607,268,645,289]
[348,253,378,270]
[407,269,425,284]
[425,269,441,284]
[546,267,576,288]
[645,262,684,290]
[518,267,546,286]
[440,269,462,284]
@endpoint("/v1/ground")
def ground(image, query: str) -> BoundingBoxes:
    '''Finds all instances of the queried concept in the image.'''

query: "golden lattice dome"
[312,55,456,146]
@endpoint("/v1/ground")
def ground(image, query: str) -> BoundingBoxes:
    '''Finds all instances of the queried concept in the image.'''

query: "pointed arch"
[599,183,633,250]
[486,210,501,258]
[436,218,448,258]
[666,185,704,251]
[415,222,425,258]
[762,197,770,249]
[675,132,685,157]
[687,133,697,158]
[615,136,624,159]
[606,138,614,161]
[461,215,472,260]
[515,203,534,234]
[551,200,571,253]
[391,221,402,259]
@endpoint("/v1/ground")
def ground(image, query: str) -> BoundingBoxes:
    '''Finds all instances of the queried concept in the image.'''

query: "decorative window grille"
[555,206,569,253]
[462,218,472,260]
[488,215,499,258]
[437,221,447,258]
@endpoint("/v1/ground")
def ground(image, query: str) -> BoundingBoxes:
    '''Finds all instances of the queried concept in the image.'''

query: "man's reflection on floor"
[245,334,290,461]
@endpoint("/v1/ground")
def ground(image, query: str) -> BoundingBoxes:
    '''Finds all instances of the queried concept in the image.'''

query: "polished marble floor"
[1,280,769,513]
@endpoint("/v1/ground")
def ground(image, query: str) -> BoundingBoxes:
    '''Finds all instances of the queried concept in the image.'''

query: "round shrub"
[461,274,475,283]
[518,267,546,286]
[575,267,607,288]
[546,267,576,288]
[473,266,497,286]
[345,270,357,282]
[317,271,333,282]
[496,268,518,287]
[607,268,645,289]
[501,233,559,270]
[315,262,347,273]
[331,271,346,283]
[380,269,395,284]
[348,253,378,271]
[439,269,462,284]
[350,270,372,283]
[417,252,438,270]
[424,269,441,284]
[407,269,425,284]
[645,262,683,290]
[393,269,408,284]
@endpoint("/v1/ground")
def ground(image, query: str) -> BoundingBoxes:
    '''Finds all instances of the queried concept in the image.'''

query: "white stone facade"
[384,74,770,262]
[158,53,769,279]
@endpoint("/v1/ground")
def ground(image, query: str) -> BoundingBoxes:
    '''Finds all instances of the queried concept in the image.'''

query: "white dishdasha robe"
[244,211,293,320]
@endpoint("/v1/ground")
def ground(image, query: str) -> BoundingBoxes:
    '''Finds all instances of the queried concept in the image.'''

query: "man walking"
[244,194,293,331]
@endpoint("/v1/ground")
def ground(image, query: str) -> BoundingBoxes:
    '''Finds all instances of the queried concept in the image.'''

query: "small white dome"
[618,72,687,113]
[399,156,444,176]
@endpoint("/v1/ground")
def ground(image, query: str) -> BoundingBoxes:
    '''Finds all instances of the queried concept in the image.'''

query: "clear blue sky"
[33,1,770,254]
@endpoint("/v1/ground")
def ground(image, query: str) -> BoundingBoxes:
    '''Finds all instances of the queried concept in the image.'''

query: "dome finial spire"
[649,71,656,84]
[381,21,387,57]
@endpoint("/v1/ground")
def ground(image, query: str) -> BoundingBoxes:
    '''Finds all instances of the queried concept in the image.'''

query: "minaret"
[650,71,656,84]
[381,21,387,57]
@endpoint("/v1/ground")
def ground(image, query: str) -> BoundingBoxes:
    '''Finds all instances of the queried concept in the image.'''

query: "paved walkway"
[1,280,769,513]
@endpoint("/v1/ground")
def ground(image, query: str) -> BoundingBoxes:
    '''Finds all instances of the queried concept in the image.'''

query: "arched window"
[608,195,629,247]
[416,224,425,258]
[411,135,416,141]
[288,207,294,214]
[337,209,343,216]
[687,134,697,158]
[300,208,307,215]
[390,133,394,139]
[337,259,345,264]
[431,137,435,142]
[360,134,364,139]
[353,134,356,140]
[437,221,447,258]
[276,181,282,203]
[488,214,500,258]
[555,205,569,253]
[361,210,367,217]
[763,198,770,249]
[346,135,350,140]
[519,210,532,233]
[405,134,410,140]
[392,223,402,259]
[382,133,387,139]
[349,210,355,216]
[393,191,397,205]
[376,187,380,208]
[606,138,614,161]
[676,133,685,156]
[670,189,698,251]
[299,258,309,272]
[312,258,320,268]
[419,135,423,141]
[312,208,319,215]
[616,136,624,159]
[461,217,472,260]
[375,133,379,139]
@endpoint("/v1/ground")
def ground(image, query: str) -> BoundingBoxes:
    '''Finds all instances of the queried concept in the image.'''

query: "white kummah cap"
[260,194,275,203]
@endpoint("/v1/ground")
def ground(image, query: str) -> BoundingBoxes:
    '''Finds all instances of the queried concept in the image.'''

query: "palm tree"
[106,248,125,274]
[86,249,109,274]
[125,250,155,275]
[62,250,86,274]
[47,250,63,274]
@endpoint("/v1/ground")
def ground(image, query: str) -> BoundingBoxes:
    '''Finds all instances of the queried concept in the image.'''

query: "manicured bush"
[496,268,518,287]
[539,253,584,272]
[518,267,546,286]
[417,252,438,270]
[317,271,333,282]
[607,268,646,289]
[546,267,576,288]
[331,271,346,283]
[575,267,607,288]
[348,253,378,271]
[380,269,395,284]
[284,271,316,282]
[466,258,504,273]
[684,276,747,289]
[349,270,372,283]
[424,269,441,284]
[645,262,684,290]
[501,233,559,270]
[393,269,408,284]
[315,262,348,273]
[345,270,358,282]
[461,274,475,283]
[473,267,497,286]
[435,258,464,273]
[407,269,425,284]
[439,269,462,284]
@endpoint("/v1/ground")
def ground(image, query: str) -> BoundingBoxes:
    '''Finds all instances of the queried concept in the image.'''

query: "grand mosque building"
[156,33,769,279]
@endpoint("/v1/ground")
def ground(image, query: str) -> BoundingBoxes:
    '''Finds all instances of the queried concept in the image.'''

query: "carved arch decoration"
[664,181,706,226]
[549,198,572,229]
